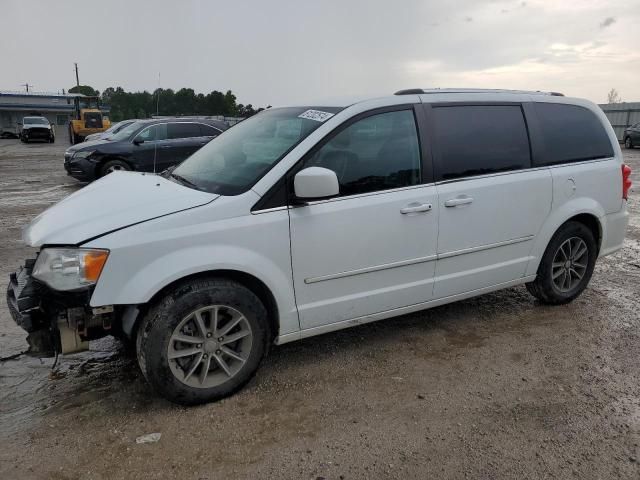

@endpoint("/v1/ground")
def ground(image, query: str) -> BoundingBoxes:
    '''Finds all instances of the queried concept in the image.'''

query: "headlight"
[72,150,95,160]
[32,248,109,291]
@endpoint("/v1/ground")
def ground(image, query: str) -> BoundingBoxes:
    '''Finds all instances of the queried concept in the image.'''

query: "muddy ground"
[0,137,639,480]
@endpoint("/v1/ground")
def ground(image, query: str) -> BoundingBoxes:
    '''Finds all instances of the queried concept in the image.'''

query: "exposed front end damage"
[7,259,115,357]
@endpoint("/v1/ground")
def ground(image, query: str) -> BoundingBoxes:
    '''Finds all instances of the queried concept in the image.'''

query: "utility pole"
[21,83,33,93]
[74,63,80,87]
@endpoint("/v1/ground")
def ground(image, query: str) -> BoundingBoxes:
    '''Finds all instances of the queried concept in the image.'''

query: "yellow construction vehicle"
[68,95,111,144]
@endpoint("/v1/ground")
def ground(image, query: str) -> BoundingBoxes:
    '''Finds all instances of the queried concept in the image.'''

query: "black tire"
[99,159,131,177]
[20,136,27,143]
[136,277,269,405]
[624,136,633,149]
[526,221,597,305]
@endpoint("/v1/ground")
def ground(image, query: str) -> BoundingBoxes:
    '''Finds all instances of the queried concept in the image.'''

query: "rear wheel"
[99,159,131,177]
[136,278,269,405]
[526,221,597,304]
[625,136,634,149]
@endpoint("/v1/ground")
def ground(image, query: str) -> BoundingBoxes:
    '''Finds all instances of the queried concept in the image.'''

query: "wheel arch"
[525,202,604,276]
[121,269,281,345]
[96,155,134,176]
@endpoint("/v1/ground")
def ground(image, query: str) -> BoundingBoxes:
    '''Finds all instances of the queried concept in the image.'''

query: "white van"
[7,89,632,404]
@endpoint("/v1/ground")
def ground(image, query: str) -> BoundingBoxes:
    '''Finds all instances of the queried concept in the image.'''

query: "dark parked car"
[623,123,640,149]
[64,118,228,181]
[83,119,137,142]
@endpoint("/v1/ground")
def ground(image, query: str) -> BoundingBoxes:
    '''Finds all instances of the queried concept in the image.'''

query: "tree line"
[68,85,266,121]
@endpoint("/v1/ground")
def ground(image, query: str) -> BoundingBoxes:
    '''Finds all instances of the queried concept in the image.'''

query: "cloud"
[600,17,616,28]
[0,0,638,105]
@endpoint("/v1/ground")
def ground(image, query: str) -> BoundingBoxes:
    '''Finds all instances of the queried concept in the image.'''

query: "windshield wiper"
[170,172,200,190]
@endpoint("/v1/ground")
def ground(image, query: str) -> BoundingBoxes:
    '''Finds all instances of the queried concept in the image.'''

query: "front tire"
[526,221,597,305]
[99,159,131,177]
[136,278,269,405]
[625,136,633,149]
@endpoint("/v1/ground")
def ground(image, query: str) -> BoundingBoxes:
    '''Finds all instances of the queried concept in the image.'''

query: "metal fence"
[598,102,640,141]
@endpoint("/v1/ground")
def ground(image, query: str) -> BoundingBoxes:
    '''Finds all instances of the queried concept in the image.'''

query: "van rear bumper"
[599,205,630,257]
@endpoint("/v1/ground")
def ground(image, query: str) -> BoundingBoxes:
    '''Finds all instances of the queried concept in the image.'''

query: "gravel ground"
[0,138,639,480]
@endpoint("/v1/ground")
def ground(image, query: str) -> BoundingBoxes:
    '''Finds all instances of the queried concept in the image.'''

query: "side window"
[534,103,613,165]
[168,122,201,139]
[302,109,421,196]
[199,124,221,137]
[135,124,167,142]
[432,105,531,181]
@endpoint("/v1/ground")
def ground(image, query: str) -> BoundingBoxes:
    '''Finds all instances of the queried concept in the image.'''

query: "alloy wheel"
[551,237,588,292]
[167,305,253,388]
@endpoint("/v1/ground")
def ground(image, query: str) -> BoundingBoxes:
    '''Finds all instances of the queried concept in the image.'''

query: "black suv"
[623,122,640,149]
[64,118,228,181]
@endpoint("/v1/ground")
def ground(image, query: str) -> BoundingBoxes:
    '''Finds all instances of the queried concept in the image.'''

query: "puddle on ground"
[0,336,140,440]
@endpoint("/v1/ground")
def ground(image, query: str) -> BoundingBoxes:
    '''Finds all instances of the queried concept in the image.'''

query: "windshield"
[23,117,48,125]
[109,121,146,141]
[171,107,343,195]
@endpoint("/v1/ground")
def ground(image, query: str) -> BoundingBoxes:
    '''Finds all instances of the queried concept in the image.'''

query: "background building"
[0,90,109,137]
[599,102,640,141]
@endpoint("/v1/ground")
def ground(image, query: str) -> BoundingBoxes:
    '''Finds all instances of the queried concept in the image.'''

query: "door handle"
[400,203,432,214]
[444,196,473,207]
[160,145,171,149]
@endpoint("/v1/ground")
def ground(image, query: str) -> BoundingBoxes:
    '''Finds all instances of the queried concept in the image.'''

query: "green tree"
[68,85,99,97]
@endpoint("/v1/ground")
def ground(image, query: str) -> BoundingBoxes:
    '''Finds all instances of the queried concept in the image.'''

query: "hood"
[66,138,109,153]
[24,172,218,247]
[23,123,51,129]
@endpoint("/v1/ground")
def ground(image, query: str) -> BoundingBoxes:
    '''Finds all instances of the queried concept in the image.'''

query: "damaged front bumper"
[7,259,115,357]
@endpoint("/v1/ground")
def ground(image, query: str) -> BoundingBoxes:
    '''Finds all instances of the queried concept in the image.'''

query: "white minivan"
[7,89,632,404]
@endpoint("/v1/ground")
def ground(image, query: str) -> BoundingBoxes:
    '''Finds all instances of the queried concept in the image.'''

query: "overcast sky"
[2,0,639,106]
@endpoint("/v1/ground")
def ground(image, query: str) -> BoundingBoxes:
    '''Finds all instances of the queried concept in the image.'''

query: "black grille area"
[84,113,103,129]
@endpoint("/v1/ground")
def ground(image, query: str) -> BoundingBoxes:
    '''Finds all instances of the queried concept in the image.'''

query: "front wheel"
[99,159,131,177]
[136,278,269,405]
[526,221,597,304]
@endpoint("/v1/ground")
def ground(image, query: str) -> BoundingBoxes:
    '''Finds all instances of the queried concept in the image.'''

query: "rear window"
[432,105,531,181]
[168,122,201,139]
[534,103,613,165]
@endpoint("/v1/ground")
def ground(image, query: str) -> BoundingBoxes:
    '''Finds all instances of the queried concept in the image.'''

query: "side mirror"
[133,138,144,145]
[294,167,339,201]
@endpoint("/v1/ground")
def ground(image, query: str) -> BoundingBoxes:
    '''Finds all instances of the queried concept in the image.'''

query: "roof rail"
[394,88,564,97]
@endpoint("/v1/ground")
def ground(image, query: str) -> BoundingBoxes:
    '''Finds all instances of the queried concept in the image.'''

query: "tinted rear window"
[168,122,201,139]
[433,105,531,181]
[534,103,613,165]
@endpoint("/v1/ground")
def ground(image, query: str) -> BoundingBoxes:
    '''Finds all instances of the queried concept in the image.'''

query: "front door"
[427,103,552,298]
[131,123,169,173]
[289,107,439,330]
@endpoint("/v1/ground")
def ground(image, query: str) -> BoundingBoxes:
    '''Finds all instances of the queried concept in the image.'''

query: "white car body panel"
[20,90,630,346]
[23,171,217,247]
[433,169,552,298]
[86,191,300,336]
[289,184,439,329]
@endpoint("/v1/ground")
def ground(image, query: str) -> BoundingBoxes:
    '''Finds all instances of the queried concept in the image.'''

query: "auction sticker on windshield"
[298,110,335,122]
